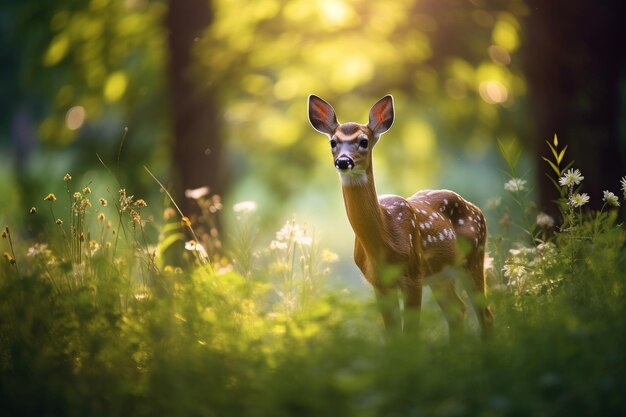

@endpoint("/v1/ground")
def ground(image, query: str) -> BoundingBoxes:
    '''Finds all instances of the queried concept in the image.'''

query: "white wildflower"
[270,240,288,251]
[569,193,590,208]
[602,190,620,207]
[620,176,626,199]
[559,168,584,187]
[503,263,526,280]
[536,212,555,228]
[184,240,209,260]
[504,178,527,193]
[233,201,257,213]
[184,186,210,200]
[26,243,49,257]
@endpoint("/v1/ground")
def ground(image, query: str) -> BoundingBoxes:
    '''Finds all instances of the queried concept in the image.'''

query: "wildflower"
[185,240,208,260]
[130,209,141,224]
[322,249,339,263]
[536,212,555,228]
[233,201,257,213]
[504,178,527,193]
[29,207,37,214]
[569,193,590,208]
[134,199,147,207]
[503,263,526,280]
[27,243,49,257]
[621,176,626,199]
[119,188,134,211]
[602,190,620,207]
[486,197,502,210]
[64,173,72,181]
[100,198,107,206]
[3,252,15,264]
[55,219,63,226]
[270,240,288,251]
[88,240,100,256]
[97,212,106,221]
[163,207,176,220]
[73,192,82,200]
[184,186,210,200]
[44,193,57,202]
[559,168,584,187]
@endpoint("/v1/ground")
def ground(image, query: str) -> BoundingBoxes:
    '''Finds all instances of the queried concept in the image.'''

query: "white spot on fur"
[443,198,448,205]
[458,219,465,225]
[411,219,416,228]
[439,233,444,241]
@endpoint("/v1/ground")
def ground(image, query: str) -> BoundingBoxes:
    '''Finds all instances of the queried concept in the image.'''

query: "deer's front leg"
[402,278,423,333]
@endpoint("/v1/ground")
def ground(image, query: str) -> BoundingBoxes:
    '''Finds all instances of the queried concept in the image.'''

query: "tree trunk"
[166,0,223,217]
[522,1,626,214]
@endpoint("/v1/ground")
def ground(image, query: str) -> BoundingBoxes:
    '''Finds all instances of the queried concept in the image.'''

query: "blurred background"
[1,0,625,282]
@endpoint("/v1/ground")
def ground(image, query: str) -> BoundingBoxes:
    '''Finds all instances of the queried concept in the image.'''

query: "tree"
[166,0,223,218]
[522,0,626,213]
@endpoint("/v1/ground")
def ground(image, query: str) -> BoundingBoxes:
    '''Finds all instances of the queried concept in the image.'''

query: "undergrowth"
[1,135,626,417]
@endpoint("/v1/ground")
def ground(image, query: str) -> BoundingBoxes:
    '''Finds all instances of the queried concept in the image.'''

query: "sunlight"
[479,80,508,104]
[319,0,352,26]
[65,106,86,130]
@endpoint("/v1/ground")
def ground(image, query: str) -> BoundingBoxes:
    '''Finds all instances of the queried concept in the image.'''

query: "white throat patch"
[339,170,368,186]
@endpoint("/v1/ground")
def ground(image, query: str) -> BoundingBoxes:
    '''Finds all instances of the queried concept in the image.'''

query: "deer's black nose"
[335,156,354,171]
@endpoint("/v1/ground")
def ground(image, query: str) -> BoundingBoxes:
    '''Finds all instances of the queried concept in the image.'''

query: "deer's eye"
[359,139,369,149]
[330,139,337,149]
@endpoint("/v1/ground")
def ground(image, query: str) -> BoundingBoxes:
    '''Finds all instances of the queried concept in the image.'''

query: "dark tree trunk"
[522,1,626,214]
[166,0,223,217]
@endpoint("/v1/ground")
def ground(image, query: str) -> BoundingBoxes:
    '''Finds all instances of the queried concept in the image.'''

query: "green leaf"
[542,156,560,176]
[557,145,568,165]
[546,140,559,162]
[159,232,185,254]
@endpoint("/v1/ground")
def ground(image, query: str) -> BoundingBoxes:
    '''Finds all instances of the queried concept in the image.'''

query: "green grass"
[2,144,626,416]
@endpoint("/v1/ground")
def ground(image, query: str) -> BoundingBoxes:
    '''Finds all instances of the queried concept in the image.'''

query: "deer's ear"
[308,95,339,135]
[368,95,394,136]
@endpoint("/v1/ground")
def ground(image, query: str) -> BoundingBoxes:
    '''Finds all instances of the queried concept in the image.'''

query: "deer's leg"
[474,272,494,339]
[431,279,466,341]
[401,278,423,334]
[466,258,494,339]
[375,288,402,332]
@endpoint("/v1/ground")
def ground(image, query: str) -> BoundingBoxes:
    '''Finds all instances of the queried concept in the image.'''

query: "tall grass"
[1,137,626,417]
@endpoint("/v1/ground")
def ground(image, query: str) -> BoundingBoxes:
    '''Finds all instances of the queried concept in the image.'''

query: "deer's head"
[308,95,394,185]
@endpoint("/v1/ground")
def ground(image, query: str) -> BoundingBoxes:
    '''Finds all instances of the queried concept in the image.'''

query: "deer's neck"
[341,169,390,258]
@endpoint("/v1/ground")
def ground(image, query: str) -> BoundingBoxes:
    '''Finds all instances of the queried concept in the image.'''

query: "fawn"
[308,94,493,338]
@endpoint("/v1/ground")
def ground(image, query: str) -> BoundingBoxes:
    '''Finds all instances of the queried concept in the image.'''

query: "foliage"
[2,145,626,416]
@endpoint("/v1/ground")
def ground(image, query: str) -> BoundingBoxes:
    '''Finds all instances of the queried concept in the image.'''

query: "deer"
[308,94,493,339]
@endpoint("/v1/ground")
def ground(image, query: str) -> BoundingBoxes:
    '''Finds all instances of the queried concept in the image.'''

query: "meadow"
[1,137,626,417]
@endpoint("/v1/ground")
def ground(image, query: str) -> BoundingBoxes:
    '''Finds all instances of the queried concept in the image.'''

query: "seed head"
[55,219,63,226]
[44,193,57,202]
[64,173,72,182]
[100,198,107,206]
[29,207,37,214]
[83,187,91,194]
[134,199,147,207]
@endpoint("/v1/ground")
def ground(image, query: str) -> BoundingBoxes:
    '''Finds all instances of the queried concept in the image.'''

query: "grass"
[1,138,626,416]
